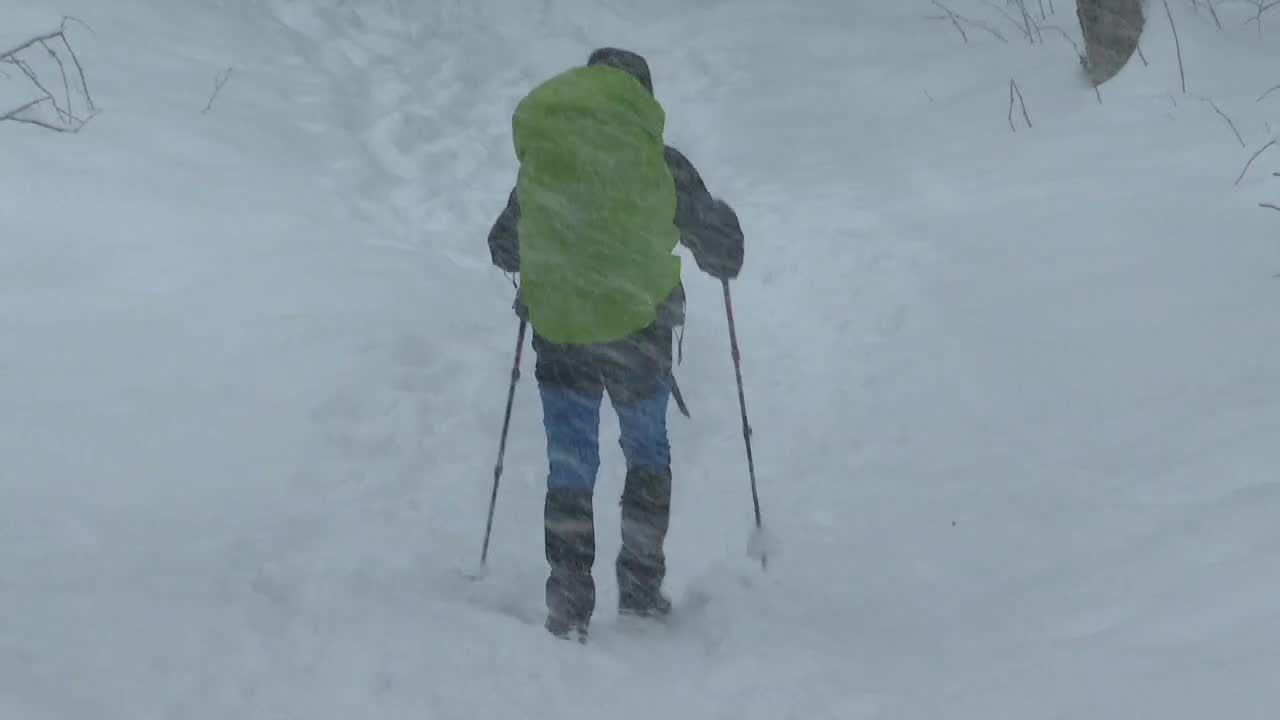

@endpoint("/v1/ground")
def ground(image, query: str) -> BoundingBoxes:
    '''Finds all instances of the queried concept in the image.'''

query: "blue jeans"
[540,377,671,491]
[533,322,675,490]
[534,324,675,625]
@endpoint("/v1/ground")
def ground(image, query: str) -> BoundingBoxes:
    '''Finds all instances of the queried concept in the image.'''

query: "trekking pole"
[480,317,528,568]
[722,279,766,570]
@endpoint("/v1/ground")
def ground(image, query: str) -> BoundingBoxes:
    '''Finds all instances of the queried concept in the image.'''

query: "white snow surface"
[3,0,1279,717]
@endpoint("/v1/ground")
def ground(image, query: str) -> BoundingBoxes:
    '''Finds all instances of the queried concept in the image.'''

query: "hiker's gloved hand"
[692,198,744,280]
[488,189,520,272]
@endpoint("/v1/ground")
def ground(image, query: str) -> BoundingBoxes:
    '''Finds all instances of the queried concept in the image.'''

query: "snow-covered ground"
[3,0,1279,717]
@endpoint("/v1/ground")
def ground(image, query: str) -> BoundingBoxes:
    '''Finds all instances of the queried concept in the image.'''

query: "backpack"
[512,65,682,345]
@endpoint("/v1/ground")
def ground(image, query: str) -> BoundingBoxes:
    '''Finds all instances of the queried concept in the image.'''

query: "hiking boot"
[616,467,672,619]
[545,488,596,637]
[545,566,594,640]
[545,611,590,642]
[618,587,672,620]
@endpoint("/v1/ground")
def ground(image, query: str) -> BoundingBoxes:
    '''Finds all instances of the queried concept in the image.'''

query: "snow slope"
[3,0,1279,718]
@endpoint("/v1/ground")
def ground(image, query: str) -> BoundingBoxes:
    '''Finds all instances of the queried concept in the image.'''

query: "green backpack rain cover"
[512,65,681,345]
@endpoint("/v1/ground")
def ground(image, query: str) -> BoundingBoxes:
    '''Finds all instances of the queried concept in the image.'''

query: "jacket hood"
[587,47,653,94]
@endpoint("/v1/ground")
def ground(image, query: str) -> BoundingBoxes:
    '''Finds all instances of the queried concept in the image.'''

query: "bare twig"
[61,16,96,38]
[1022,0,1045,42]
[1235,138,1279,185]
[1014,78,1032,127]
[1260,203,1280,212]
[1095,84,1103,104]
[1,17,96,131]
[1207,0,1224,29]
[1245,0,1280,32]
[1008,77,1032,131]
[39,39,73,118]
[0,16,93,53]
[1137,44,1149,67]
[0,28,63,60]
[0,97,48,122]
[1164,0,1187,93]
[931,1,970,43]
[1199,97,1246,147]
[1008,80,1017,131]
[1016,0,1037,42]
[58,30,95,111]
[981,0,1035,41]
[10,56,64,120]
[4,113,76,132]
[1258,84,1280,102]
[0,98,91,132]
[964,17,1011,42]
[932,0,1017,43]
[1042,25,1083,56]
[203,66,234,114]
[927,13,1010,42]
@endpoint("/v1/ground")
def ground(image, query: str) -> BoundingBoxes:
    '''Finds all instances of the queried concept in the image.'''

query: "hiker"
[486,48,745,640]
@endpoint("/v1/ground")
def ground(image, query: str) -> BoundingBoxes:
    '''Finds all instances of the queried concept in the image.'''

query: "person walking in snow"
[487,48,745,640]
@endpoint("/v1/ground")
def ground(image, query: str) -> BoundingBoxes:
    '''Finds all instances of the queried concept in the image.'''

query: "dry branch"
[1043,24,1084,56]
[203,66,234,114]
[1199,97,1245,147]
[1008,82,1017,131]
[982,0,1035,41]
[931,1,1016,43]
[1246,0,1280,32]
[1235,138,1279,185]
[0,97,46,122]
[1,17,96,132]
[9,55,65,120]
[1023,0,1045,43]
[0,27,64,59]
[931,1,970,43]
[967,17,1011,42]
[1013,0,1036,41]
[41,39,74,118]
[1008,78,1032,131]
[927,13,1011,42]
[1163,0,1186,93]
[1014,80,1032,127]
[1207,0,1224,28]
